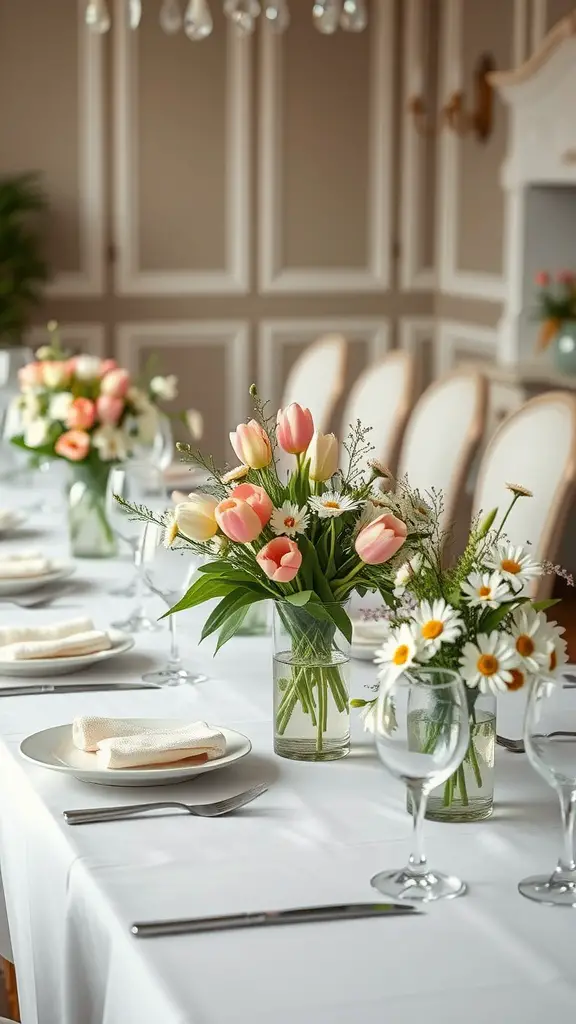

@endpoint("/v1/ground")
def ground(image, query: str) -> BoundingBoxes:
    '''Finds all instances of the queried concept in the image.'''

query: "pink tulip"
[276,403,314,454]
[215,497,263,543]
[100,368,130,398]
[66,397,96,431]
[18,362,43,389]
[99,359,118,377]
[96,394,124,425]
[558,270,575,285]
[229,419,272,469]
[534,271,550,288]
[355,512,407,565]
[54,429,90,462]
[232,482,273,527]
[256,537,302,583]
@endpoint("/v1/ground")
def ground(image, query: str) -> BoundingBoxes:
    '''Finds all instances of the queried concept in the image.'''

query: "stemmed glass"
[519,680,576,906]
[140,522,207,685]
[371,667,470,902]
[105,462,165,631]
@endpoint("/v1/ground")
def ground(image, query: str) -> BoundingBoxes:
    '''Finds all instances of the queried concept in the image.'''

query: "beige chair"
[473,391,576,598]
[340,350,417,475]
[397,371,488,532]
[281,334,347,432]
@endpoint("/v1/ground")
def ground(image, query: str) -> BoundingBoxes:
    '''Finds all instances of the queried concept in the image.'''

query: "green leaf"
[214,606,250,653]
[325,603,353,644]
[481,598,528,633]
[197,560,236,575]
[163,574,237,618]
[201,590,263,641]
[532,598,562,612]
[284,590,314,606]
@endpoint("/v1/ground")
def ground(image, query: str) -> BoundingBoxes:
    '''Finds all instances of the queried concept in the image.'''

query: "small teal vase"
[553,321,576,376]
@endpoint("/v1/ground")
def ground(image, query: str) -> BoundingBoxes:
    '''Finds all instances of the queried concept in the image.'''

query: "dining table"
[0,475,575,1024]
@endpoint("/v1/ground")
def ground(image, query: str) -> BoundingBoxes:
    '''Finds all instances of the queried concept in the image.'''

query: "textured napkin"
[0,617,94,648]
[72,716,227,769]
[0,630,111,662]
[352,618,390,645]
[0,510,20,531]
[0,552,54,579]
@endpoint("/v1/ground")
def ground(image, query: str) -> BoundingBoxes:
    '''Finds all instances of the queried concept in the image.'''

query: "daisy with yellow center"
[540,619,568,678]
[221,465,249,485]
[485,543,541,591]
[308,490,361,519]
[163,511,179,548]
[393,554,422,596]
[270,501,309,538]
[461,571,509,609]
[459,631,517,694]
[508,606,549,673]
[506,483,533,497]
[375,623,422,680]
[412,598,463,657]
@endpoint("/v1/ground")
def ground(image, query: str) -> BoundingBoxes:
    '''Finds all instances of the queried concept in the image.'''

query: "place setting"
[0,550,75,600]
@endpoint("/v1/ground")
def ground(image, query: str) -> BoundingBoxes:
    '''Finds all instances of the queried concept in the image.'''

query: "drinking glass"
[105,462,165,631]
[140,522,207,685]
[371,667,470,902]
[519,680,576,906]
[127,413,174,473]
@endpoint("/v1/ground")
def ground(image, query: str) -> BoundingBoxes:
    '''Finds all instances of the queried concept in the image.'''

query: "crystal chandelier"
[85,1,368,38]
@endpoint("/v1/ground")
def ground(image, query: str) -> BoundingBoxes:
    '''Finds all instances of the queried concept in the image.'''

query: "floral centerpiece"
[534,270,576,366]
[119,386,425,761]
[353,476,570,821]
[10,323,178,557]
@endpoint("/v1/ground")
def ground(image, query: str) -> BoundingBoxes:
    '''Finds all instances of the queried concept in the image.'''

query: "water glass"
[519,680,576,906]
[371,667,470,902]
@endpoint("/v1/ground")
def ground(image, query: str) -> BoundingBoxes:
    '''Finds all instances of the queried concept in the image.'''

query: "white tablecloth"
[0,481,575,1024]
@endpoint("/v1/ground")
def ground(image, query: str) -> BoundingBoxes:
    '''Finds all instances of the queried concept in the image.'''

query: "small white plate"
[0,629,134,678]
[351,643,380,662]
[0,561,75,597]
[0,512,27,536]
[19,720,252,787]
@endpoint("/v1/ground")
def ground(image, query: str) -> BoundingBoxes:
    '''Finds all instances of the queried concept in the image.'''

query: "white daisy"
[353,500,380,535]
[359,700,377,734]
[393,554,423,596]
[308,490,361,519]
[270,501,309,538]
[461,571,510,609]
[375,622,422,679]
[540,619,569,678]
[459,631,517,694]
[222,465,249,485]
[508,606,549,673]
[411,598,464,656]
[484,543,541,591]
[163,511,179,549]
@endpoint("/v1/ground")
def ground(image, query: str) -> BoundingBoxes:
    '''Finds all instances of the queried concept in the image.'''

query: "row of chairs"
[281,335,576,597]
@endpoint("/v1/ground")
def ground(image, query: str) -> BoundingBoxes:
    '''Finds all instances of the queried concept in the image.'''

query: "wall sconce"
[442,53,496,142]
[407,95,436,136]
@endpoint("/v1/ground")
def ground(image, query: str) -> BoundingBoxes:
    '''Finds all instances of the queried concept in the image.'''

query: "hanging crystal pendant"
[312,0,342,35]
[264,1,290,33]
[85,0,111,34]
[224,1,261,36]
[159,0,183,33]
[184,0,213,39]
[128,0,142,29]
[340,0,367,32]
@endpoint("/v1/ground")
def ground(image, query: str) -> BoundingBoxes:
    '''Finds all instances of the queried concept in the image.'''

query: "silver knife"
[131,902,419,937]
[0,683,160,697]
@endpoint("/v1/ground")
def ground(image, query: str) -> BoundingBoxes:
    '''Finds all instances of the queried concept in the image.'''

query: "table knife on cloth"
[131,902,419,937]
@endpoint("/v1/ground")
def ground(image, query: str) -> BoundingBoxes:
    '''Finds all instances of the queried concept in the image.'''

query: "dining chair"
[280,334,347,432]
[340,350,417,475]
[473,391,576,598]
[397,371,488,533]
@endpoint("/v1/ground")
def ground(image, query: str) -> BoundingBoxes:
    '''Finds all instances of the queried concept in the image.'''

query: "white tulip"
[91,425,129,462]
[74,356,102,381]
[21,393,42,426]
[126,385,152,414]
[150,374,178,401]
[42,362,69,388]
[49,391,74,422]
[24,418,50,448]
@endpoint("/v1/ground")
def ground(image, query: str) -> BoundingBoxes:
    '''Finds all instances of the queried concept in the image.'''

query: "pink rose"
[54,429,90,462]
[256,537,302,583]
[534,271,550,288]
[96,394,124,425]
[66,397,96,431]
[355,512,407,565]
[100,368,130,398]
[231,482,273,527]
[276,403,314,455]
[215,497,263,543]
[557,270,575,285]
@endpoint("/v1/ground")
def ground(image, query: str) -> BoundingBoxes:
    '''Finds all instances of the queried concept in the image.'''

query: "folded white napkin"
[72,716,227,769]
[0,551,53,578]
[0,617,94,648]
[352,618,390,645]
[0,510,20,531]
[0,630,111,662]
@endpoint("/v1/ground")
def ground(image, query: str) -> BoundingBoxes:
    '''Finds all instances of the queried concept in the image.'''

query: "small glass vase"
[409,689,496,822]
[237,600,270,636]
[553,321,576,376]
[67,466,117,559]
[273,600,350,762]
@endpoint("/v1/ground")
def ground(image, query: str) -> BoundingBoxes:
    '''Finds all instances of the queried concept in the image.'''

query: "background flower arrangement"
[534,269,576,350]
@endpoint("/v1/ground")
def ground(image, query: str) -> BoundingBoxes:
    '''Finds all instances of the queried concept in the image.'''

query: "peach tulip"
[232,482,273,527]
[66,397,96,431]
[100,368,130,398]
[306,431,339,482]
[276,403,314,455]
[229,419,272,469]
[256,537,302,583]
[215,497,263,543]
[355,512,407,565]
[96,394,124,426]
[175,494,219,542]
[55,429,90,462]
[18,362,43,390]
[99,358,118,377]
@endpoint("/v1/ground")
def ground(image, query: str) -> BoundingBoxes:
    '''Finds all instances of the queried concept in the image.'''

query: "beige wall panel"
[0,0,80,274]
[456,0,514,276]
[545,0,576,31]
[434,294,502,327]
[422,0,440,270]
[280,4,372,269]
[136,7,227,271]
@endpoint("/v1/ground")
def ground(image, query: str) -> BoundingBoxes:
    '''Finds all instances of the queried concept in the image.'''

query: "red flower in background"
[557,270,575,285]
[534,271,550,288]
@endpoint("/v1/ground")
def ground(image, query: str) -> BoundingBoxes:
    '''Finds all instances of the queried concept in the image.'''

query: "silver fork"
[63,783,268,825]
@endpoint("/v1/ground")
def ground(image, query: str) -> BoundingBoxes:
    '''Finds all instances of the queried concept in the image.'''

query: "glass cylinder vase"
[237,600,270,636]
[273,600,350,762]
[67,465,117,559]
[409,689,496,823]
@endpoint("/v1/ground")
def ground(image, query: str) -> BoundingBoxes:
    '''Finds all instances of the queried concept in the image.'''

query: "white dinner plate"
[0,629,134,678]
[0,512,27,536]
[19,720,252,787]
[351,642,380,662]
[0,561,75,597]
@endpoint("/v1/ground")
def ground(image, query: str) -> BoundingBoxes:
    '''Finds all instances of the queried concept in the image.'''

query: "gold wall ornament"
[442,53,496,142]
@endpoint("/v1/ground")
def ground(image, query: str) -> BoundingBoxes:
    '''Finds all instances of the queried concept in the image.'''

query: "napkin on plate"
[352,618,390,646]
[0,551,53,579]
[72,716,227,769]
[0,617,95,648]
[0,510,21,532]
[0,630,111,662]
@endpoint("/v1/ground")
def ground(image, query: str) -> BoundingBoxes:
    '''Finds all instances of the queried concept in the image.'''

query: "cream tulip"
[306,431,339,482]
[175,494,219,542]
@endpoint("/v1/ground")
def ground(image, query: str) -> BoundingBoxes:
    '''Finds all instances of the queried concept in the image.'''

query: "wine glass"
[105,462,166,631]
[371,667,470,902]
[519,680,576,906]
[126,413,174,474]
[140,522,207,685]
